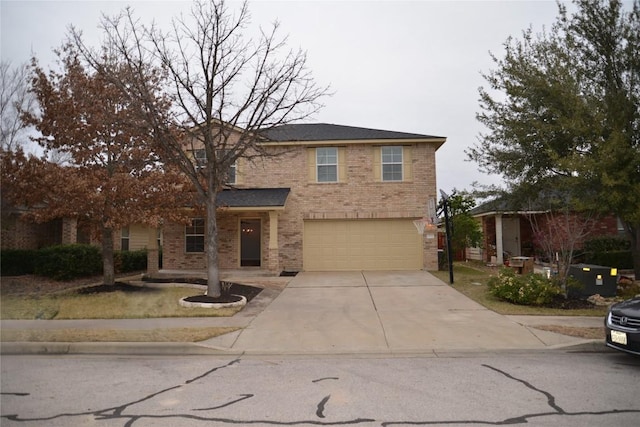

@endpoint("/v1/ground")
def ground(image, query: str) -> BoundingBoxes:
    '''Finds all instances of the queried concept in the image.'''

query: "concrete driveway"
[201,271,589,355]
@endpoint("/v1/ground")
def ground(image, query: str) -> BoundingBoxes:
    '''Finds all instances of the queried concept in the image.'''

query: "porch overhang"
[216,188,290,212]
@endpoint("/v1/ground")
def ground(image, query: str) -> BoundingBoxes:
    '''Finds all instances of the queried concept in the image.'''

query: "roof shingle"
[261,123,443,142]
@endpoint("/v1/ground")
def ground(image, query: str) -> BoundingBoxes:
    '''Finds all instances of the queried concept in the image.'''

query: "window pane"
[381,146,402,162]
[383,164,403,181]
[186,236,204,253]
[228,163,236,184]
[316,147,338,182]
[381,146,403,181]
[317,165,337,182]
[317,147,337,164]
[186,219,205,252]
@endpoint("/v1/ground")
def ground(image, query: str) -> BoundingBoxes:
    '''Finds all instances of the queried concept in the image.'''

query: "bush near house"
[1,245,148,279]
[488,268,562,306]
[583,236,633,269]
[34,244,102,280]
[0,250,38,276]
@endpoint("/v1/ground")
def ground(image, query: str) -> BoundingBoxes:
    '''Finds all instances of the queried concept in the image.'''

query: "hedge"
[584,250,634,269]
[34,244,103,280]
[0,249,39,276]
[1,245,149,279]
[114,249,148,273]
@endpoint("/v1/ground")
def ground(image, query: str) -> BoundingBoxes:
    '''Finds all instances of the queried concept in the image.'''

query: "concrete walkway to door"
[200,271,596,355]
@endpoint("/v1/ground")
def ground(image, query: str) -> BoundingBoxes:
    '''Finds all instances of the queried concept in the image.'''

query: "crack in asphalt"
[2,360,639,426]
[380,364,640,426]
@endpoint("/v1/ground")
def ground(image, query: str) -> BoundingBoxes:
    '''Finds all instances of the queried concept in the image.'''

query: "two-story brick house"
[161,123,446,273]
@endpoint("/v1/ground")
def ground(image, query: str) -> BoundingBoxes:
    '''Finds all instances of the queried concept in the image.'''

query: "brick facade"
[163,140,441,272]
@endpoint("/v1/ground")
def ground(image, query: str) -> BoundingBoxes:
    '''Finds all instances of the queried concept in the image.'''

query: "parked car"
[605,297,640,356]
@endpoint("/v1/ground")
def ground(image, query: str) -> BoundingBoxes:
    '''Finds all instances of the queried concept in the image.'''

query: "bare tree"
[0,61,35,151]
[70,0,328,298]
[528,208,597,295]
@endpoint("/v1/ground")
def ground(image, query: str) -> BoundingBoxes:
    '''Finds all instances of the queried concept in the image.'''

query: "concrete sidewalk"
[0,271,606,356]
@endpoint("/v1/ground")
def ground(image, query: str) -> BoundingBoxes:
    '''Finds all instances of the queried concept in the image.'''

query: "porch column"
[61,218,78,244]
[268,211,280,273]
[146,227,159,276]
[495,214,504,265]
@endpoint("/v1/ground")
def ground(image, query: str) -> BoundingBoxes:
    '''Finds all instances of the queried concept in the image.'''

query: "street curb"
[0,342,239,356]
[1,339,611,357]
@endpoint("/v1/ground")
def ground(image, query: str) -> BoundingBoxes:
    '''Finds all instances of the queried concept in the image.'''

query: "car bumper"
[605,325,640,356]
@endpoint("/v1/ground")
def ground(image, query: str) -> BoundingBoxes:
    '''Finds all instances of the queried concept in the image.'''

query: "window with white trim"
[121,226,130,251]
[316,147,338,182]
[185,218,205,253]
[381,146,403,181]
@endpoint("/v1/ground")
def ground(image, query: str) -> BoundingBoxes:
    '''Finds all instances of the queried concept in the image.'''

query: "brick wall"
[163,142,440,271]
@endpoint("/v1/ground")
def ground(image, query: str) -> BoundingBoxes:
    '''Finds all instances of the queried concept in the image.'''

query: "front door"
[240,219,261,267]
[502,217,521,257]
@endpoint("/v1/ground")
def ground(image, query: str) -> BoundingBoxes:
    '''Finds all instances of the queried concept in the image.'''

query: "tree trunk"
[102,226,115,286]
[632,225,640,280]
[206,179,221,297]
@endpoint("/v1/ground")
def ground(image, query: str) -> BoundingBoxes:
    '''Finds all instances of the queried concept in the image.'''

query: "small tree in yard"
[1,48,192,286]
[71,0,328,298]
[437,189,483,259]
[528,208,597,296]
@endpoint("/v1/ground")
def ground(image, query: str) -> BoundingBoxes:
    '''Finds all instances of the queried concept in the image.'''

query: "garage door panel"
[303,219,422,271]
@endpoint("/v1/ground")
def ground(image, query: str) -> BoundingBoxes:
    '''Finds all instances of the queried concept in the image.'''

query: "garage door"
[303,219,422,271]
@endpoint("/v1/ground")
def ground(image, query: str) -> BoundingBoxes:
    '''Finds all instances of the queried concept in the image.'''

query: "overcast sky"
[1,0,570,196]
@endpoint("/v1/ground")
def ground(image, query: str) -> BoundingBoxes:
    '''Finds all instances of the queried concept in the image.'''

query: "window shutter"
[373,146,381,181]
[307,147,317,182]
[403,146,413,181]
[338,147,347,182]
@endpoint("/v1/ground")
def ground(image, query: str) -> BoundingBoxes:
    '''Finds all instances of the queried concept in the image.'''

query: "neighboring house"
[470,197,623,265]
[162,123,446,273]
[0,204,92,250]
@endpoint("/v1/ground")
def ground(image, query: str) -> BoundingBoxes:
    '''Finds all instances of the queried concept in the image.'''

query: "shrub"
[34,244,102,280]
[583,236,630,252]
[488,268,562,306]
[584,250,633,269]
[114,249,147,273]
[1,249,39,276]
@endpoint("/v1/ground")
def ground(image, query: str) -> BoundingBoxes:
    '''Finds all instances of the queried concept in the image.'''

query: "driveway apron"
[202,271,573,355]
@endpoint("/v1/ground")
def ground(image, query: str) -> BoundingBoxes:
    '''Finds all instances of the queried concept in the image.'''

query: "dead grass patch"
[533,325,605,340]
[0,327,239,342]
[1,287,242,320]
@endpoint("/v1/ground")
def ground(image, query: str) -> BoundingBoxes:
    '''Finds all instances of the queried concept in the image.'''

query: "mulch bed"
[141,277,263,303]
[1,275,262,304]
[543,295,598,310]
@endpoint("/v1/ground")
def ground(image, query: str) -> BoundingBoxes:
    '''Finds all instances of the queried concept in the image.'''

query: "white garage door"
[303,219,423,271]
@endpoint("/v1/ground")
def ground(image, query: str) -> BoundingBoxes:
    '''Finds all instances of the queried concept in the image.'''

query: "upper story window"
[191,148,236,184]
[185,218,205,253]
[192,149,207,169]
[381,146,403,181]
[316,147,338,182]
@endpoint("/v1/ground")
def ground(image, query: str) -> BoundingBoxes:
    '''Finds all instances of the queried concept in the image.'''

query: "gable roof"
[261,123,445,145]
[216,188,290,210]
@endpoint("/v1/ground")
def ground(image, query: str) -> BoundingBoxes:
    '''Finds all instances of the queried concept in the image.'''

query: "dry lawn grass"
[533,325,605,340]
[1,286,242,320]
[1,327,239,342]
[1,275,247,342]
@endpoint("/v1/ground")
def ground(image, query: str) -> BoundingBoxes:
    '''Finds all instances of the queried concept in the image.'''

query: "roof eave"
[259,137,447,147]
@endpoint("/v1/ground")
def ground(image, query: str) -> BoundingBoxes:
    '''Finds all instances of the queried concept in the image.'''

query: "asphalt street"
[1,350,639,426]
